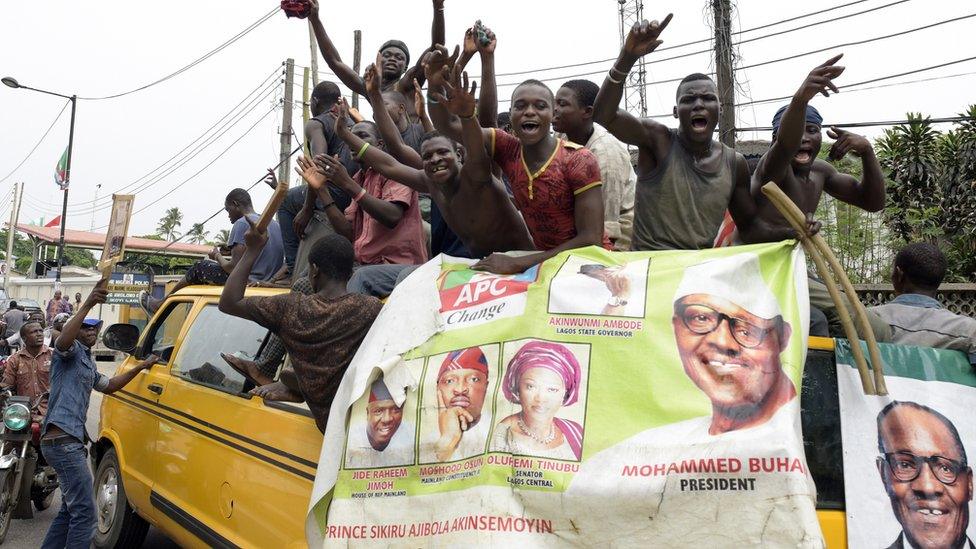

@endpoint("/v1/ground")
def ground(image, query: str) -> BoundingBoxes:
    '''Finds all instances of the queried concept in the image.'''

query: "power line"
[82,85,282,217]
[640,54,976,117]
[0,100,70,185]
[77,7,279,101]
[149,141,304,256]
[493,0,903,78]
[735,115,975,133]
[93,102,282,230]
[24,69,283,215]
[494,0,934,89]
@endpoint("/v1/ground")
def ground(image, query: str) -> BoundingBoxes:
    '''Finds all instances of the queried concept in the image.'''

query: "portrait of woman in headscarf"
[490,341,585,461]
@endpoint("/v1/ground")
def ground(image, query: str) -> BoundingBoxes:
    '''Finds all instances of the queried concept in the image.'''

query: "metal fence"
[854,283,976,316]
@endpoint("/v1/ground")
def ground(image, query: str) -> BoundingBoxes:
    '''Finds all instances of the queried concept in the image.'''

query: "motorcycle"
[0,389,58,543]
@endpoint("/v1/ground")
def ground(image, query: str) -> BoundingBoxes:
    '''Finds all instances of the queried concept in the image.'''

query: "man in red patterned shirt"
[428,51,606,274]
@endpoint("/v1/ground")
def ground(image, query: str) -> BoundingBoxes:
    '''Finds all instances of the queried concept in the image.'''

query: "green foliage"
[185,223,209,244]
[156,207,183,242]
[875,107,976,281]
[214,229,230,246]
[0,229,96,273]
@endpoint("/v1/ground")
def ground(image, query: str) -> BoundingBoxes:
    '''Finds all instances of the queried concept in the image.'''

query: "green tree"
[156,207,183,242]
[875,107,976,281]
[185,223,209,244]
[214,229,230,246]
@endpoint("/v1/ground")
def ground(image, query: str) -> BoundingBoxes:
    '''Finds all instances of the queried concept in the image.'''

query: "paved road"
[5,360,179,548]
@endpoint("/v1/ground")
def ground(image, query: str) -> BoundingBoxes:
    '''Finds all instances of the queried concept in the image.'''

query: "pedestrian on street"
[40,279,159,549]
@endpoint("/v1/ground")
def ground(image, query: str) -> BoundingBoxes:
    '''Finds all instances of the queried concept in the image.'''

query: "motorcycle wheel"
[93,448,148,549]
[0,469,15,544]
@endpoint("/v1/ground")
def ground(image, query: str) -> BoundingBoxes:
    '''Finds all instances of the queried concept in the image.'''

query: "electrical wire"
[735,115,974,133]
[493,0,906,78]
[77,7,279,101]
[22,72,284,217]
[0,100,70,185]
[93,101,282,231]
[148,141,304,256]
[494,3,956,89]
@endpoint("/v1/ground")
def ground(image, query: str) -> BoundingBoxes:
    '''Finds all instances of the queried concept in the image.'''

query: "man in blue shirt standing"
[41,280,159,548]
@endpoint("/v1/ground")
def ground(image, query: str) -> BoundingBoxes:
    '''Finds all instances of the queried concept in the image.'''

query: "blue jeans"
[41,441,95,549]
[278,185,351,270]
[347,264,419,297]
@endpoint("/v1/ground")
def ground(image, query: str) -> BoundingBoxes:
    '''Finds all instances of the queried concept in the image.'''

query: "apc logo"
[437,266,539,330]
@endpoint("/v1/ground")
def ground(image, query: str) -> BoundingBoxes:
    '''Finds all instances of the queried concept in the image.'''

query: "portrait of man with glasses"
[877,401,974,549]
[670,252,797,436]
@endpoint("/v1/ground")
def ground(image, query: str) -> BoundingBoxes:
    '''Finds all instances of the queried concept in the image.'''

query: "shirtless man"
[594,15,800,250]
[305,0,444,123]
[753,55,887,336]
[326,79,533,259]
[427,47,606,275]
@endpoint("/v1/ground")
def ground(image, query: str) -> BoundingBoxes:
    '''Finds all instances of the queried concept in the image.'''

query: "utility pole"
[302,67,311,157]
[712,0,736,148]
[3,182,22,290]
[617,0,648,118]
[307,22,321,87]
[351,30,362,110]
[90,183,101,230]
[279,59,295,186]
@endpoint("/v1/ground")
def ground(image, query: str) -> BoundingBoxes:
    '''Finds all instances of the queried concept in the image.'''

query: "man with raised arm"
[426,48,607,275]
[329,71,533,259]
[753,55,888,337]
[554,79,637,251]
[305,0,444,123]
[594,15,801,251]
[219,226,382,433]
[276,81,355,283]
[41,281,160,547]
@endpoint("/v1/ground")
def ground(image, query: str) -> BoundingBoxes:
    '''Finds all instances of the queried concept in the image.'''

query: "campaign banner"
[98,194,134,278]
[306,242,822,547]
[837,341,976,549]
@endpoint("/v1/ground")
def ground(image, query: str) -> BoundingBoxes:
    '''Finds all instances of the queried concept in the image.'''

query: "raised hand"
[333,98,352,136]
[413,77,429,113]
[462,26,478,58]
[623,14,673,58]
[308,0,319,18]
[796,54,845,102]
[478,24,496,54]
[430,70,477,119]
[314,154,356,193]
[364,57,383,98]
[294,156,327,190]
[242,215,269,251]
[423,44,459,88]
[604,271,632,300]
[262,167,278,190]
[826,126,872,160]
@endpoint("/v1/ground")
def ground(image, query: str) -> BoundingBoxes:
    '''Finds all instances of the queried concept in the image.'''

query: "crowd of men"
[3,4,975,545]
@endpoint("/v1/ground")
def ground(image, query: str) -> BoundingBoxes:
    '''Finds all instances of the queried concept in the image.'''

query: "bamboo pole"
[761,183,882,395]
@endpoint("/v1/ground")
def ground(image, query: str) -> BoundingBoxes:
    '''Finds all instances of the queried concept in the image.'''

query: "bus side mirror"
[102,324,141,354]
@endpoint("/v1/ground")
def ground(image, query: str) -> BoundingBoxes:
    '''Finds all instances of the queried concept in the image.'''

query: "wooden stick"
[761,183,878,395]
[256,177,290,234]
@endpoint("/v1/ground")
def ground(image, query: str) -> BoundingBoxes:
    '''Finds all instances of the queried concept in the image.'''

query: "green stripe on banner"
[835,338,976,387]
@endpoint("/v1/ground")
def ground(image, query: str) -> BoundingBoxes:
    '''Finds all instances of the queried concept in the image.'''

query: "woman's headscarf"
[502,341,581,406]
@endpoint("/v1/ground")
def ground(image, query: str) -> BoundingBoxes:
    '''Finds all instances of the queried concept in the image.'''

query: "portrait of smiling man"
[671,252,796,435]
[876,401,974,549]
[345,379,415,469]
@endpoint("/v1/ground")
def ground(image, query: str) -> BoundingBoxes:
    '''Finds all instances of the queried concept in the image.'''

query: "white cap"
[673,253,782,320]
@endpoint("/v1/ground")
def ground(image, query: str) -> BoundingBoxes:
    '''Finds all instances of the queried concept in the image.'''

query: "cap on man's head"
[379,40,410,67]
[438,347,489,381]
[673,253,782,320]
[368,379,394,403]
[81,318,103,328]
[771,104,822,137]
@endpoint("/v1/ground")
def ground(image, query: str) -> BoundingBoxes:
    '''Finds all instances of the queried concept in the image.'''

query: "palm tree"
[185,223,209,244]
[156,207,183,242]
[214,229,231,247]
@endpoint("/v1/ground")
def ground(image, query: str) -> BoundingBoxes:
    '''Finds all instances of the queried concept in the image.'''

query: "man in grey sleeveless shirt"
[592,14,801,251]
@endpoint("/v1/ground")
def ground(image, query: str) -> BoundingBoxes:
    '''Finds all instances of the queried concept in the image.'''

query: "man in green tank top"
[592,14,805,251]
